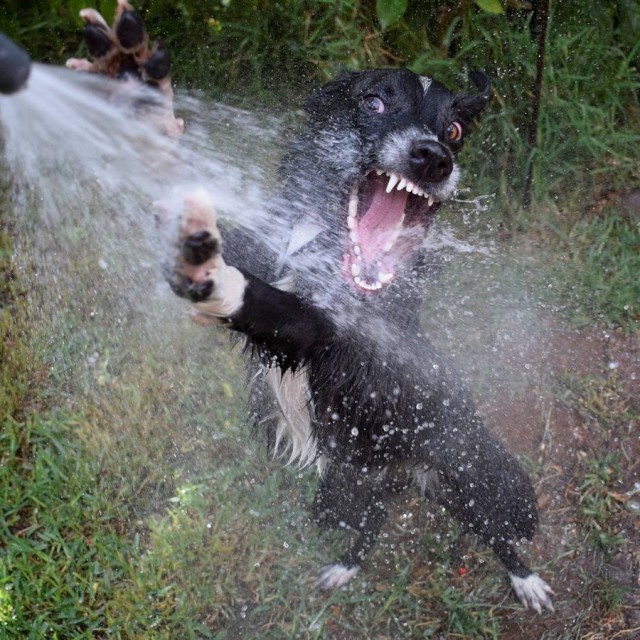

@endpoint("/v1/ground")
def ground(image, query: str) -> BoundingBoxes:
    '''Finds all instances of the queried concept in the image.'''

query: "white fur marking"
[315,454,329,477]
[315,564,360,589]
[267,366,317,468]
[192,262,247,319]
[412,467,439,497]
[420,76,432,94]
[510,573,555,614]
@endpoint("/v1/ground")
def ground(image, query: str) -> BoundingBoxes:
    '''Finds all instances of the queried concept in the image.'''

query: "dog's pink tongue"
[355,184,408,263]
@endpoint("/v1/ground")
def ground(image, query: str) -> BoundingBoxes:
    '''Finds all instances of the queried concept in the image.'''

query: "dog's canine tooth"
[427,195,434,207]
[379,272,394,283]
[385,173,400,193]
[383,240,393,253]
[348,185,359,221]
[351,263,361,277]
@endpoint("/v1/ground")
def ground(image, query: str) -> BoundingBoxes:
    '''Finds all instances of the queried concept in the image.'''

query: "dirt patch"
[480,323,640,639]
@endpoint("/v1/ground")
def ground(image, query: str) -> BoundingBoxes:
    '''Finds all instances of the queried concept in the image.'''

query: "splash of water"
[0,62,506,333]
[0,64,282,238]
[0,61,551,459]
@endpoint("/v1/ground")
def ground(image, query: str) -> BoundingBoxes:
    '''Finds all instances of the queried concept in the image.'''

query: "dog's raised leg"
[166,190,248,322]
[169,191,335,367]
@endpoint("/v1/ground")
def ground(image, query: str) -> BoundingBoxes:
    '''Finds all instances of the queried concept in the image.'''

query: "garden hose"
[0,32,31,95]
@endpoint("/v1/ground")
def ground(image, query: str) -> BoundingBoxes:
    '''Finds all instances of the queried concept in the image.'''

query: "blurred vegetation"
[1,0,639,229]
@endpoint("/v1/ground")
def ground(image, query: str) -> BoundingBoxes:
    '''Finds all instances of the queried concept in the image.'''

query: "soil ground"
[482,324,639,639]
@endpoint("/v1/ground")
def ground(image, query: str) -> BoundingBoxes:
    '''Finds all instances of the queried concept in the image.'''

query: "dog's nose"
[409,140,453,182]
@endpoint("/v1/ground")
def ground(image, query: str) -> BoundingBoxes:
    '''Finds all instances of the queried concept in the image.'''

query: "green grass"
[578,455,628,556]
[0,415,168,638]
[549,212,640,331]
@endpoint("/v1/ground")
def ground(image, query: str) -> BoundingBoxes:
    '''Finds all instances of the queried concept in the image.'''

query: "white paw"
[315,564,360,590]
[164,188,247,320]
[510,572,555,613]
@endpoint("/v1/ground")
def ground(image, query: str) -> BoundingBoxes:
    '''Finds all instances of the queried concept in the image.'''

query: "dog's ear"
[453,70,491,121]
[304,72,363,120]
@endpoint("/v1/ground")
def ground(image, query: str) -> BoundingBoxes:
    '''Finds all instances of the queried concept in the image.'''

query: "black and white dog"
[168,71,554,613]
[71,1,553,614]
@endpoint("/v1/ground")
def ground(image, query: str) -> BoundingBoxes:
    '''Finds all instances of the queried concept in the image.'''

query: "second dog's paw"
[66,0,183,136]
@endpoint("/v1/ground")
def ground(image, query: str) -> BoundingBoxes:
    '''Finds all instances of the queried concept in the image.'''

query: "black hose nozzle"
[0,32,31,95]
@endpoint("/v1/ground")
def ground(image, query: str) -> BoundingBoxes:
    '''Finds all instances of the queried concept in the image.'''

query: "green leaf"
[376,0,408,29]
[475,0,505,14]
[99,0,119,22]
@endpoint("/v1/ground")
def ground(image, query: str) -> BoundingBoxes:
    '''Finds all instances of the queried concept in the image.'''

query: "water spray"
[0,33,31,95]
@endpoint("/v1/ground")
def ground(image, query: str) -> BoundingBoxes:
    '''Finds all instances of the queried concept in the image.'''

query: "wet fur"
[170,69,553,612]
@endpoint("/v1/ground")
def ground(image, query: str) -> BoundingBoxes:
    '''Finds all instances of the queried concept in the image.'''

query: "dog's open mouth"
[344,169,440,293]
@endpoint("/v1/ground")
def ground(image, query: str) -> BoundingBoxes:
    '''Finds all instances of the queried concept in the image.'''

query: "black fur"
[170,68,553,608]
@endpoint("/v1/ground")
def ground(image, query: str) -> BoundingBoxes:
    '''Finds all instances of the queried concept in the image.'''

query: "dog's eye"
[446,121,463,142]
[361,96,385,114]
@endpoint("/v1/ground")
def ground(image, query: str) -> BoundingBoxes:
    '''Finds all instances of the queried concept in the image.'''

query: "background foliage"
[1,0,639,224]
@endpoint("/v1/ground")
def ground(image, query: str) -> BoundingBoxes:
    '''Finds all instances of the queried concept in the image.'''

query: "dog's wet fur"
[166,68,555,613]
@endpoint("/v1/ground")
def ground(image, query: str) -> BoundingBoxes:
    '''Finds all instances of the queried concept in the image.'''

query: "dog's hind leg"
[313,463,388,589]
[416,432,555,613]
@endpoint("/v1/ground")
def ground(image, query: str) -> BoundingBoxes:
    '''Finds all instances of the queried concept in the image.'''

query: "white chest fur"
[266,365,319,469]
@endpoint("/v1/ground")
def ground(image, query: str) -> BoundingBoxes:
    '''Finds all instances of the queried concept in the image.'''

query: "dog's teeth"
[386,173,400,193]
[354,276,362,285]
[379,272,394,284]
[347,215,356,230]
[349,232,357,243]
[351,263,361,277]
[397,178,407,192]
[383,240,393,253]
[348,186,359,220]
[375,169,384,176]
[427,195,434,207]
[353,244,361,256]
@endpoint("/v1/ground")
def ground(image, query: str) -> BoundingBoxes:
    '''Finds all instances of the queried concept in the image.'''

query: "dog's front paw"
[165,190,246,321]
[66,0,183,136]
